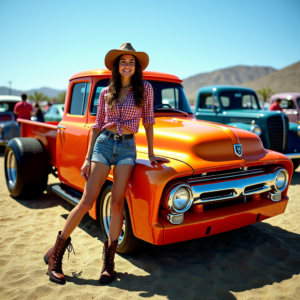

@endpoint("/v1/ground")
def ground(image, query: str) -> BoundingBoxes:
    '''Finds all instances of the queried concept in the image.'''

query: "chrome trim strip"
[52,184,80,206]
[280,113,286,151]
[284,153,300,159]
[192,169,287,204]
[187,168,265,183]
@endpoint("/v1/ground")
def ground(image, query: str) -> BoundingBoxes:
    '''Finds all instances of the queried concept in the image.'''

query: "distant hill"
[240,61,300,94]
[0,86,65,98]
[183,65,276,101]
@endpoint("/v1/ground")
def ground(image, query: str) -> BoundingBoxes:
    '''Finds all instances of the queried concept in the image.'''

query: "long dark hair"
[106,54,144,110]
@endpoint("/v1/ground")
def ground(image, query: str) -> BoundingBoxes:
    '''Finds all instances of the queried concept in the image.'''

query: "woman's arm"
[144,124,170,164]
[81,128,101,181]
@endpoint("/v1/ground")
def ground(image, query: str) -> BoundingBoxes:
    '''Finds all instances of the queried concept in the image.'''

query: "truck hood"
[136,117,271,175]
[223,109,282,119]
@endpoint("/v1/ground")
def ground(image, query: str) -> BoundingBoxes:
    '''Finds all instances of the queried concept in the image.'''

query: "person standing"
[44,43,170,285]
[32,102,45,122]
[13,93,33,121]
[269,98,282,111]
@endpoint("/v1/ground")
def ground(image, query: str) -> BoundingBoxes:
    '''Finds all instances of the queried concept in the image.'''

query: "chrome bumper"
[285,153,300,159]
[192,172,281,204]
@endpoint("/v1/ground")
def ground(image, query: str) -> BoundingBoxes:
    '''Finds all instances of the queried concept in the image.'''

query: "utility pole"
[8,81,12,95]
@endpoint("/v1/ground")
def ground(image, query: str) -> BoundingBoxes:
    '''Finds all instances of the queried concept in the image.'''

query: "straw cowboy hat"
[105,43,149,71]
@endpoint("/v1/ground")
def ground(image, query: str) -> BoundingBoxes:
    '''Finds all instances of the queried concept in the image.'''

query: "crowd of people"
[13,93,56,123]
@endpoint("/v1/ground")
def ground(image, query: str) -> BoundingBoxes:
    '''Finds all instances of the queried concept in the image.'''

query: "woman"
[32,102,44,122]
[44,43,169,284]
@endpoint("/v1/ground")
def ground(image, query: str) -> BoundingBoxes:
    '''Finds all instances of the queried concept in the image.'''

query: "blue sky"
[0,0,299,91]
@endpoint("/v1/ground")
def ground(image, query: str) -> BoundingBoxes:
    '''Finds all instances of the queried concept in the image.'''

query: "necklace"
[121,85,131,89]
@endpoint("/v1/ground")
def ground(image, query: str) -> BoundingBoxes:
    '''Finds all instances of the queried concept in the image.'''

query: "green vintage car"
[44,104,64,122]
[194,85,300,169]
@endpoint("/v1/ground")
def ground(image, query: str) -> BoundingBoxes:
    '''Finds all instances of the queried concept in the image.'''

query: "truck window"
[198,94,213,110]
[219,91,260,109]
[281,99,296,109]
[90,80,110,115]
[242,94,258,109]
[161,88,178,108]
[69,82,90,115]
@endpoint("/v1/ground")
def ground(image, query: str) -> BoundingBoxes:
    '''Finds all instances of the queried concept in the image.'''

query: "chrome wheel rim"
[6,149,17,190]
[102,191,126,244]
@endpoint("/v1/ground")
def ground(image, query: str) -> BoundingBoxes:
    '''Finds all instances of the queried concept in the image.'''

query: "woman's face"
[119,54,136,78]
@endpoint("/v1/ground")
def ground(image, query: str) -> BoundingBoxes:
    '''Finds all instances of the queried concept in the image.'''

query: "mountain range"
[183,61,300,101]
[1,61,299,101]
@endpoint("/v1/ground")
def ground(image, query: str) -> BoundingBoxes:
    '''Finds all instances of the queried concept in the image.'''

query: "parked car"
[4,71,293,254]
[270,93,300,123]
[44,104,64,122]
[0,95,21,146]
[194,85,300,170]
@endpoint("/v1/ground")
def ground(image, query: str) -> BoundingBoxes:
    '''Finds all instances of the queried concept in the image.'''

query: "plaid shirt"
[92,81,155,135]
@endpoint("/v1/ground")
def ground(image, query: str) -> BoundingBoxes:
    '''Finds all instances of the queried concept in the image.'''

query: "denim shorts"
[91,129,136,168]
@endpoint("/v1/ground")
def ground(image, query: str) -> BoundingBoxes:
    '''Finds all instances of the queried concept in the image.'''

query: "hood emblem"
[234,144,243,157]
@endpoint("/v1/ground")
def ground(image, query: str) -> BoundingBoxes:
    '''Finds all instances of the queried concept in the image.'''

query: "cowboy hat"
[105,43,149,71]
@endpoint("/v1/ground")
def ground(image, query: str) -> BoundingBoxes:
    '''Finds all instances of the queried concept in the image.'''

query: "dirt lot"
[0,148,299,300]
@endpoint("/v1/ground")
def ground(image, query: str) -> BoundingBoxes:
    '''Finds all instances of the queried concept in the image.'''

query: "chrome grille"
[187,167,265,184]
[267,114,289,152]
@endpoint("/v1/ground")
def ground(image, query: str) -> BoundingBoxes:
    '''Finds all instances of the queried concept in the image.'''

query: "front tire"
[4,138,48,198]
[99,183,144,254]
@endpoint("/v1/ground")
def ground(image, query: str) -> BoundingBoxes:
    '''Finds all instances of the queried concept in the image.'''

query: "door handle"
[57,125,66,130]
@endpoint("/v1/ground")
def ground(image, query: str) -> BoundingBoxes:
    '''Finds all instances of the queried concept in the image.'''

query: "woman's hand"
[81,158,91,181]
[149,155,170,165]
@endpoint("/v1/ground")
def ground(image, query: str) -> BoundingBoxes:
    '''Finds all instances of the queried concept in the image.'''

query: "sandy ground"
[0,148,299,300]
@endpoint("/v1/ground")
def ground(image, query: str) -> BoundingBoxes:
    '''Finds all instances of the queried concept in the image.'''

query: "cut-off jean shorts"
[91,129,136,168]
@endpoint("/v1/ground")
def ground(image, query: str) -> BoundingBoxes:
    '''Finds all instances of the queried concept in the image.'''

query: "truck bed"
[19,119,58,167]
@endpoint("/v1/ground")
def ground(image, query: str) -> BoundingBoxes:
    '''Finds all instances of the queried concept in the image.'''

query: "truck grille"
[267,114,289,152]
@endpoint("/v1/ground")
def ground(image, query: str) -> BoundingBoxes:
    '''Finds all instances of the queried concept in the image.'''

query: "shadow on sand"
[10,177,300,300]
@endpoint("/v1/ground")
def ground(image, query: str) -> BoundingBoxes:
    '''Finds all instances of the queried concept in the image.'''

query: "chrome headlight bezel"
[250,124,262,136]
[274,169,289,192]
[297,125,300,137]
[167,184,193,214]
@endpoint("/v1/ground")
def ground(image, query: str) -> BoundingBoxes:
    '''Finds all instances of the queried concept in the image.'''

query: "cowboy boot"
[99,239,118,284]
[44,231,74,284]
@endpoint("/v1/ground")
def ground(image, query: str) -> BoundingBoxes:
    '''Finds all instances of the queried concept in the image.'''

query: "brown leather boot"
[99,239,118,284]
[44,231,75,284]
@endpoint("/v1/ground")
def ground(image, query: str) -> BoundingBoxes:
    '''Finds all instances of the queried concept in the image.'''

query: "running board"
[52,184,82,206]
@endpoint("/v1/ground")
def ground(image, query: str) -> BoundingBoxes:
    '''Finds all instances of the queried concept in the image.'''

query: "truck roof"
[198,85,256,93]
[70,69,182,84]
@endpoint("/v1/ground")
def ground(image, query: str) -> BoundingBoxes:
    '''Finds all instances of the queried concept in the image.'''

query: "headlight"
[168,184,193,213]
[274,169,288,192]
[250,124,262,136]
[297,125,300,137]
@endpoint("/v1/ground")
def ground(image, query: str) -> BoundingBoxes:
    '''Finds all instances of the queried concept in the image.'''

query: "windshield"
[219,91,260,110]
[91,80,192,115]
[0,102,17,112]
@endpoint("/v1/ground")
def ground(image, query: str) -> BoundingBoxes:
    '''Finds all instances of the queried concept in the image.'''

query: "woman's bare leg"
[108,164,134,246]
[61,161,111,240]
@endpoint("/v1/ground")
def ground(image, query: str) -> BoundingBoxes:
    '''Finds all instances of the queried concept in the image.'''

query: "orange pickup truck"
[4,69,293,253]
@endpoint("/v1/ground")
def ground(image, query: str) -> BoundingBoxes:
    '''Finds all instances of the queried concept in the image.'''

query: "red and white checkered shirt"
[92,80,155,135]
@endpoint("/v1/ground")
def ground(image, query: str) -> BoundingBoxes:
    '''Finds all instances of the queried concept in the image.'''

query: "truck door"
[56,78,91,191]
[281,99,299,123]
[195,93,221,123]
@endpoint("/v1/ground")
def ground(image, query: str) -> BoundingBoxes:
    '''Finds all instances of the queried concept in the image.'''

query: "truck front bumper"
[159,197,288,245]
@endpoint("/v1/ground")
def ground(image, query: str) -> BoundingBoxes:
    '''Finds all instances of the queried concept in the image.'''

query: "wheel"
[292,159,300,171]
[4,138,48,198]
[99,182,144,254]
